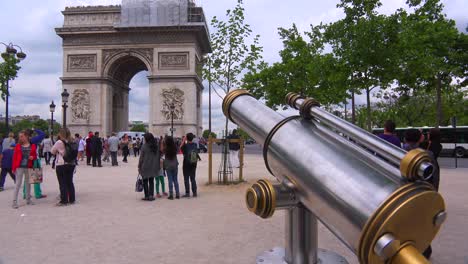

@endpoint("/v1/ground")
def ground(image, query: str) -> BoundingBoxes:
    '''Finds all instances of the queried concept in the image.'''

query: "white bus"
[372,126,468,158]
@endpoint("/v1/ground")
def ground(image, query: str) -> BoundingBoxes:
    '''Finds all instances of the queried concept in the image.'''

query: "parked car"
[198,143,208,153]
[246,138,256,145]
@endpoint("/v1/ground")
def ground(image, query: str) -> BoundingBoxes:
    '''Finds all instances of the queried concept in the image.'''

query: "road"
[209,143,468,168]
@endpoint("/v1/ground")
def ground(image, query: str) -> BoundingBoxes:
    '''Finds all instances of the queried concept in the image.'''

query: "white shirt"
[78,139,85,151]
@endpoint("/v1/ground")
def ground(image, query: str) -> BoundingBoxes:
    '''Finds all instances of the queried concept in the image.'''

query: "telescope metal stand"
[256,206,348,264]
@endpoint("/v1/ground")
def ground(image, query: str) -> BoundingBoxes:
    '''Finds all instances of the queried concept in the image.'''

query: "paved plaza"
[0,153,467,264]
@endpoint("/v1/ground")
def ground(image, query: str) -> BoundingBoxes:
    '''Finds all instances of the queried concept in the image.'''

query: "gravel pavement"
[0,153,466,264]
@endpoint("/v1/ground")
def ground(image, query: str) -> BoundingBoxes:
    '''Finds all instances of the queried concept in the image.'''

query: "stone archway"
[56,3,210,137]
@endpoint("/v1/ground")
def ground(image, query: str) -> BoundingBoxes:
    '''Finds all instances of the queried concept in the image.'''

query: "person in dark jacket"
[91,131,103,167]
[138,133,160,201]
[180,133,201,198]
[420,128,443,160]
[85,131,93,165]
[0,143,16,191]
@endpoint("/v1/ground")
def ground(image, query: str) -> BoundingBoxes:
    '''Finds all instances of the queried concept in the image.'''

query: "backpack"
[62,140,78,163]
[189,149,198,164]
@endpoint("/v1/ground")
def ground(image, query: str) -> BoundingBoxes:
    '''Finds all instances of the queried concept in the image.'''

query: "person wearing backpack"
[51,128,77,206]
[180,133,201,198]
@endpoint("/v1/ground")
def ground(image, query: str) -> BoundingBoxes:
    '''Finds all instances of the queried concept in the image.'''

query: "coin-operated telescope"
[222,90,446,264]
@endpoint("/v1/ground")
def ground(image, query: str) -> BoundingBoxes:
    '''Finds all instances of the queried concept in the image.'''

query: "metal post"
[50,112,54,140]
[208,135,212,184]
[62,104,67,128]
[285,205,318,264]
[171,109,174,138]
[5,80,9,132]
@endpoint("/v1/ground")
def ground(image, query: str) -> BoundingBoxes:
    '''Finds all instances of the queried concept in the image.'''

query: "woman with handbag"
[51,128,76,206]
[138,133,160,201]
[11,130,37,209]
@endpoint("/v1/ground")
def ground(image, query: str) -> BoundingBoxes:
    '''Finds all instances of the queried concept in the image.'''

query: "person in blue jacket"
[22,128,47,199]
[0,143,16,191]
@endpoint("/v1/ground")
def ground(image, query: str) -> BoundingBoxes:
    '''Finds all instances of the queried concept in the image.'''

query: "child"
[0,143,16,191]
[155,158,168,198]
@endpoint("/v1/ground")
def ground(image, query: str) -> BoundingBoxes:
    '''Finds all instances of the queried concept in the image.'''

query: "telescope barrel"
[287,95,434,181]
[223,90,446,264]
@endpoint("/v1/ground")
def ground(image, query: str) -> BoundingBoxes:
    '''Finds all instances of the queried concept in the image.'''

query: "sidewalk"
[0,153,466,264]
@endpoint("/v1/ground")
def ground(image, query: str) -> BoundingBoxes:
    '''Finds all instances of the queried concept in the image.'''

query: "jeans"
[56,164,76,204]
[92,153,102,167]
[0,168,15,188]
[143,177,154,198]
[166,168,179,196]
[110,151,118,166]
[13,168,31,203]
[44,152,52,165]
[134,148,140,157]
[183,164,197,195]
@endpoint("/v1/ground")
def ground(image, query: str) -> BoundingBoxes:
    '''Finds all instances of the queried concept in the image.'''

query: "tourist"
[2,132,15,152]
[85,132,93,165]
[134,137,141,157]
[108,133,119,166]
[78,134,85,162]
[102,136,110,163]
[155,159,167,198]
[402,129,424,152]
[227,129,241,168]
[138,133,160,201]
[91,131,103,167]
[11,130,37,209]
[121,134,130,163]
[51,128,77,206]
[29,128,46,199]
[180,133,201,198]
[377,120,401,147]
[0,143,16,192]
[421,128,443,160]
[41,134,54,165]
[163,136,179,200]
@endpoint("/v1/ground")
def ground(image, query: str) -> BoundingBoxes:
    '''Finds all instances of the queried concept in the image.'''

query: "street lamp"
[61,89,69,128]
[1,42,26,132]
[49,101,56,140]
[170,103,175,137]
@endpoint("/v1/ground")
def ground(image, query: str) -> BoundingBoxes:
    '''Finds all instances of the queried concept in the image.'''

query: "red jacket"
[12,144,37,173]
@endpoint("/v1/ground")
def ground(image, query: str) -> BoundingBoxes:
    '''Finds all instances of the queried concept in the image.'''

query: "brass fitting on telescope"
[285,92,303,109]
[222,89,251,123]
[359,182,445,264]
[246,179,298,219]
[400,149,433,181]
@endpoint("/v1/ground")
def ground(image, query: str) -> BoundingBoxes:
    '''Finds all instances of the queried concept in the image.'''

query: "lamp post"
[49,101,56,140]
[170,103,175,138]
[1,42,26,132]
[61,89,69,128]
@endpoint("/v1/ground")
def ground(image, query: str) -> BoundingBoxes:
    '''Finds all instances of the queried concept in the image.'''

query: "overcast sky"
[0,0,466,135]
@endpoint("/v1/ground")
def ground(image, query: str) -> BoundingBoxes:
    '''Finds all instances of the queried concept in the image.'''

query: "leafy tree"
[205,0,263,135]
[0,54,21,101]
[202,129,216,139]
[355,87,467,128]
[130,123,147,133]
[324,0,400,130]
[394,0,466,126]
[243,24,348,109]
[205,0,263,182]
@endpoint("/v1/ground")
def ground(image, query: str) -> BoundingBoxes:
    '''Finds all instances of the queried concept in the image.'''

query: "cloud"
[0,0,466,136]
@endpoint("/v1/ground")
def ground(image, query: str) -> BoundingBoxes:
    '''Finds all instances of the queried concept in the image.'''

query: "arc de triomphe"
[55,1,210,137]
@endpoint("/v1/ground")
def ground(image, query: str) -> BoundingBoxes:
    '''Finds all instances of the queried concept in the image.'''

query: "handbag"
[135,174,143,192]
[29,159,43,184]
